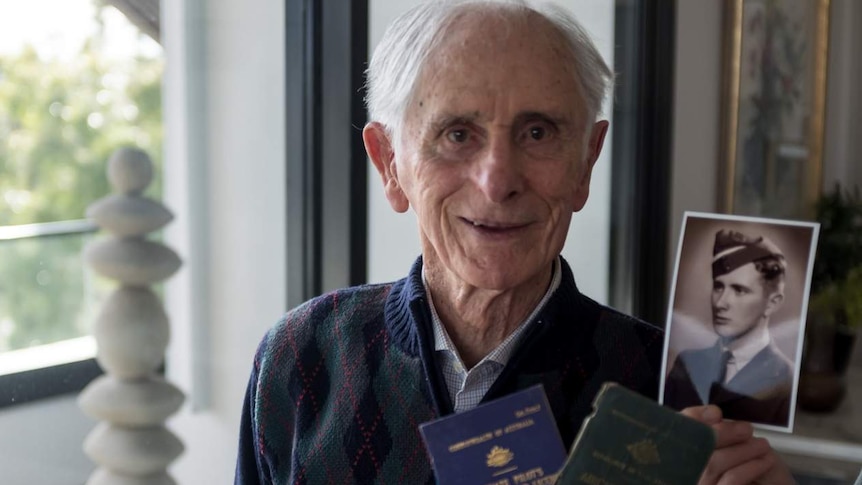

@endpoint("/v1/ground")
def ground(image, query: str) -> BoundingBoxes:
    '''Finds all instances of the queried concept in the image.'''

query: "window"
[0,0,163,406]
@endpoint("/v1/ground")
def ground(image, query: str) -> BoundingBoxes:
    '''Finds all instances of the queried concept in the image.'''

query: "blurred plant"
[809,184,862,329]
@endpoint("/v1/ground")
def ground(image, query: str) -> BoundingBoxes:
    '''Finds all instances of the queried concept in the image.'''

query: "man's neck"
[722,319,770,354]
[423,259,554,368]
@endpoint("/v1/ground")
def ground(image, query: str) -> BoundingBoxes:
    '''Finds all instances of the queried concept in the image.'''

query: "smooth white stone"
[84,423,184,475]
[108,148,154,195]
[87,469,177,485]
[85,238,181,285]
[79,375,184,426]
[87,195,173,237]
[94,287,169,379]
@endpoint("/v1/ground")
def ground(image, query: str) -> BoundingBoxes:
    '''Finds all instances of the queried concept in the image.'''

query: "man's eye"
[446,129,469,143]
[529,126,546,140]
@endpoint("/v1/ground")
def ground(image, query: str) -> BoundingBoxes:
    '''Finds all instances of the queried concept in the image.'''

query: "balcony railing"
[0,219,104,406]
[0,219,98,241]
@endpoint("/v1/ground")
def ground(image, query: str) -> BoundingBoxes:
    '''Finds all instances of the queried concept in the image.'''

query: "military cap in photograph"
[711,229,785,278]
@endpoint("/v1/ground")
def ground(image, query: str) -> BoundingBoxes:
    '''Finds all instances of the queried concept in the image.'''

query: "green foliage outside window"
[0,7,162,353]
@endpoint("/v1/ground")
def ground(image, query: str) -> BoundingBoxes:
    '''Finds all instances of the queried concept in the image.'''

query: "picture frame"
[719,0,831,219]
[659,212,819,432]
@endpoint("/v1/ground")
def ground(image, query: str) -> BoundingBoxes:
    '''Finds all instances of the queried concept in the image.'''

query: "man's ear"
[764,291,785,317]
[571,120,609,212]
[363,122,409,213]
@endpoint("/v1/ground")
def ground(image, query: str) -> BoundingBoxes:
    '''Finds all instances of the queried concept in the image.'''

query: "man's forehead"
[429,9,567,62]
[437,7,550,41]
[407,79,581,134]
[409,13,581,118]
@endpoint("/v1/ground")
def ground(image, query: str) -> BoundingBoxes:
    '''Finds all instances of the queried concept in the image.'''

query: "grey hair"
[364,0,613,139]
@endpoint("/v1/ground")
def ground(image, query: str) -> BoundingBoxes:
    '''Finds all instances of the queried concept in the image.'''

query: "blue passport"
[420,385,566,485]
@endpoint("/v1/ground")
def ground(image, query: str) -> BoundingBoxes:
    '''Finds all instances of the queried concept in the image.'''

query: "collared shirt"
[423,258,562,412]
[722,325,770,383]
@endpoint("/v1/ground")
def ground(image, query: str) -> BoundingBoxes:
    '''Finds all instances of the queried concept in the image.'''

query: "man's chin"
[712,324,739,340]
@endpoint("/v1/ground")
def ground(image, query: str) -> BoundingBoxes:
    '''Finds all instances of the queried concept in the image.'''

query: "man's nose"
[713,289,729,310]
[475,137,524,203]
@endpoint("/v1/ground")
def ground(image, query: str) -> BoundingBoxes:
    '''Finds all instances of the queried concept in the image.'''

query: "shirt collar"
[423,257,562,367]
[722,324,770,368]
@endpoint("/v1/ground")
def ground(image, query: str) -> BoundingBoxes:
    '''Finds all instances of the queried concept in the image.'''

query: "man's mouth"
[461,217,526,232]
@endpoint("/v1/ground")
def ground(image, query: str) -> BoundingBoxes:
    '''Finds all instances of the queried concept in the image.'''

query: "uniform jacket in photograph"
[663,340,792,427]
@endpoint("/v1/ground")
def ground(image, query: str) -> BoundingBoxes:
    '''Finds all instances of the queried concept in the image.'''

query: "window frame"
[609,0,676,326]
[285,0,369,307]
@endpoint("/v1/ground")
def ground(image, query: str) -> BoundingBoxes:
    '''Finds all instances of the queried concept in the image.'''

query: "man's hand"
[681,405,796,485]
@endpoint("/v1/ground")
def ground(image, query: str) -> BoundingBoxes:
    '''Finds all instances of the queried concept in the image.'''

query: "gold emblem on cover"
[627,439,660,465]
[486,446,514,467]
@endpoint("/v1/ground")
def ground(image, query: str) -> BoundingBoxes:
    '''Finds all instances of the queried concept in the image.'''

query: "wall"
[822,0,862,191]
[669,0,723,274]
[161,0,286,482]
[367,0,616,303]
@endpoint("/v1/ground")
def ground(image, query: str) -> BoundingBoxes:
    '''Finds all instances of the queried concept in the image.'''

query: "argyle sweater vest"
[235,257,664,485]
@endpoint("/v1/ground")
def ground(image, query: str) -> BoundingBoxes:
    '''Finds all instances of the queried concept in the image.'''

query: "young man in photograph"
[664,229,793,426]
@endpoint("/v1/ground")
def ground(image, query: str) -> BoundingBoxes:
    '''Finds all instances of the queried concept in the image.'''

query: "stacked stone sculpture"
[79,148,184,485]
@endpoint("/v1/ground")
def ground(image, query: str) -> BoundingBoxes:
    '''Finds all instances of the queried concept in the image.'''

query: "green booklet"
[556,383,715,485]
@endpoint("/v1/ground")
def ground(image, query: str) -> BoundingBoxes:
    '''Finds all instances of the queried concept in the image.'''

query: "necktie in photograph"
[717,350,733,384]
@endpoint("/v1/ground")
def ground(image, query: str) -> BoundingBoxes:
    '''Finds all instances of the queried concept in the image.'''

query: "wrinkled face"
[711,263,778,340]
[367,12,606,291]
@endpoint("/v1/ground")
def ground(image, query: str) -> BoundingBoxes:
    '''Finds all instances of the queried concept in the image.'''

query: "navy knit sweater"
[235,257,664,484]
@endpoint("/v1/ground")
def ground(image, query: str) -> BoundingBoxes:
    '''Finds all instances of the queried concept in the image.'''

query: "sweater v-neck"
[383,256,599,417]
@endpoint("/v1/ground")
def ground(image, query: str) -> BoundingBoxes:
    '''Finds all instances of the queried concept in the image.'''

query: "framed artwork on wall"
[719,0,831,219]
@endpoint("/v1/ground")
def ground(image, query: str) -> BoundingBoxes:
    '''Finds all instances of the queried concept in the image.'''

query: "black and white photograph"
[660,212,819,432]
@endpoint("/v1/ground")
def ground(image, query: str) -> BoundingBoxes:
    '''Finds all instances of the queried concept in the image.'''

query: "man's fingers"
[711,420,755,448]
[681,405,723,425]
[680,405,754,448]
[699,437,772,485]
[679,409,795,485]
[718,453,775,485]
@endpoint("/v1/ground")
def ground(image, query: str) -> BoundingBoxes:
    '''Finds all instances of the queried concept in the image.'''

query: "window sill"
[757,364,862,482]
[0,337,102,408]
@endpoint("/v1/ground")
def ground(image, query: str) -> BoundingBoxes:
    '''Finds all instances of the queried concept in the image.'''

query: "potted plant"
[809,266,862,370]
[799,185,862,412]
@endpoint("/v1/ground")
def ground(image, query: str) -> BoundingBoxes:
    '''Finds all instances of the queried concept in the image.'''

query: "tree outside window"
[0,0,162,356]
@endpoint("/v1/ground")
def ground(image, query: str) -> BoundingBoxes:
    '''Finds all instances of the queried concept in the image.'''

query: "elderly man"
[664,229,794,427]
[236,2,793,484]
